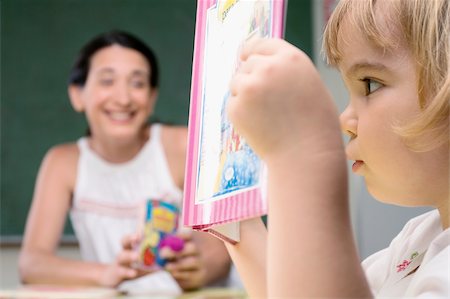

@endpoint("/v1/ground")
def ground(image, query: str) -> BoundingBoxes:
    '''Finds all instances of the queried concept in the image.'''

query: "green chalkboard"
[0,0,312,238]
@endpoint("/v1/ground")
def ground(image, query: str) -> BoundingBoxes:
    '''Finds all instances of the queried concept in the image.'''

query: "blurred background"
[0,0,429,289]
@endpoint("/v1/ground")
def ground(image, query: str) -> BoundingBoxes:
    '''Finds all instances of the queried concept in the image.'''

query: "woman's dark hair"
[68,30,159,88]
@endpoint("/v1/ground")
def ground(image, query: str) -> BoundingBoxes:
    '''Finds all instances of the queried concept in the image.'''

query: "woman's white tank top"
[70,124,183,294]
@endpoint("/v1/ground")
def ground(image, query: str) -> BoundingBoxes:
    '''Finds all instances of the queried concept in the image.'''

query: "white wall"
[0,247,23,289]
[311,0,431,260]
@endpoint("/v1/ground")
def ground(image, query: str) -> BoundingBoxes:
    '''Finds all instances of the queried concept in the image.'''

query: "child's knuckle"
[241,77,260,96]
[260,61,276,77]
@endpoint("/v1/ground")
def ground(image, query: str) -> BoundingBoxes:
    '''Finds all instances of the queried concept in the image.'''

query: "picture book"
[183,0,286,243]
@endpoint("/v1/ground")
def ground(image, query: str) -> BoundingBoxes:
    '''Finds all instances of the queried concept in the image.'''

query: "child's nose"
[339,105,357,138]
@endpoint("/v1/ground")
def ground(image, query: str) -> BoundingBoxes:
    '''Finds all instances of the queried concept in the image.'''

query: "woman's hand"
[160,231,206,291]
[99,233,148,287]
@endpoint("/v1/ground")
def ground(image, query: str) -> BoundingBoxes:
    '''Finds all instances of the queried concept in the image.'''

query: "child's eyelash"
[358,77,383,95]
[358,77,375,84]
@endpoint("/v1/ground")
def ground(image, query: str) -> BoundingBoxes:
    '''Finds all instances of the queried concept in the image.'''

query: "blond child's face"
[75,45,156,143]
[337,12,449,208]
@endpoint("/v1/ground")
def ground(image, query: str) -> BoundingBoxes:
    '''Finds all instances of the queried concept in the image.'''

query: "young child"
[19,30,231,294]
[224,0,449,297]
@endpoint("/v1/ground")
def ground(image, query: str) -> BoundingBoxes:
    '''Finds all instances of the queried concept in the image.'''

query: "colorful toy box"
[135,199,184,270]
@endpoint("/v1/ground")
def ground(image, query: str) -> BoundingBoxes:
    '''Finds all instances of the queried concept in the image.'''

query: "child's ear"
[68,85,85,112]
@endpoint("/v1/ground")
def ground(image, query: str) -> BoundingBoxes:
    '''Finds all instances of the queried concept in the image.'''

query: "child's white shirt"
[69,124,183,295]
[362,209,449,298]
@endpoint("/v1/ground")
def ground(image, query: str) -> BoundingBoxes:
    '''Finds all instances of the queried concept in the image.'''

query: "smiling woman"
[68,43,159,159]
[17,30,232,295]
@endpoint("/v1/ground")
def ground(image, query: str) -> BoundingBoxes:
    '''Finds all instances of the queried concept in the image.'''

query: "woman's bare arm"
[19,145,137,287]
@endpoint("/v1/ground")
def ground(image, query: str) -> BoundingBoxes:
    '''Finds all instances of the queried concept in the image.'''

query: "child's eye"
[361,78,382,95]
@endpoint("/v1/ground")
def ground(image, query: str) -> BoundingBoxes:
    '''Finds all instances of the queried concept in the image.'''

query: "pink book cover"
[183,0,286,243]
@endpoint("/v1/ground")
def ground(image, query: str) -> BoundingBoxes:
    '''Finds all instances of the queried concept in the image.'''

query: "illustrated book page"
[183,0,286,243]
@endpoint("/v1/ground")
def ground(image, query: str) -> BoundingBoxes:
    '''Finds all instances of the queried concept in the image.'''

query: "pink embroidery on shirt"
[396,251,419,272]
[396,260,411,272]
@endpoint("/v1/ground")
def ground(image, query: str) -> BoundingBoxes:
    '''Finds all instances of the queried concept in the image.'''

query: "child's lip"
[352,160,364,173]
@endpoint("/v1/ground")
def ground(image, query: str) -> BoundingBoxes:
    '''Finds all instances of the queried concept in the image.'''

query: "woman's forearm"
[19,250,106,286]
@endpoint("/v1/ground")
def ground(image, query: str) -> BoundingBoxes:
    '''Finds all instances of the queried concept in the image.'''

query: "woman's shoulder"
[37,142,80,190]
[158,124,188,153]
[42,142,80,172]
[159,124,188,137]
[46,142,80,161]
[157,124,188,188]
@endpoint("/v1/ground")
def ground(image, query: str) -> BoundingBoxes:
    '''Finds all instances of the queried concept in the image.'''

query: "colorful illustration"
[249,0,270,37]
[183,0,285,239]
[213,92,261,196]
[196,0,273,203]
[136,199,184,270]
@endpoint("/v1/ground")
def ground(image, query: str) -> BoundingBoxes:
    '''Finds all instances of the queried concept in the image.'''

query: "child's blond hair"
[323,0,449,151]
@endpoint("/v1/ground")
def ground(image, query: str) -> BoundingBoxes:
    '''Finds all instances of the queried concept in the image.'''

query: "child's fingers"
[236,54,266,75]
[231,54,267,99]
[240,37,282,61]
[230,71,246,97]
[229,72,262,107]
